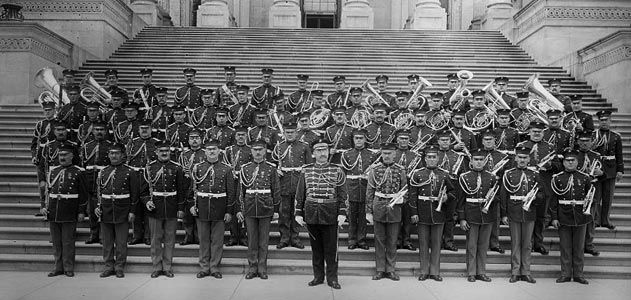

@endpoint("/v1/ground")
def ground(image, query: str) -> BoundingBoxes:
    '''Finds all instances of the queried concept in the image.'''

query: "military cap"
[123,102,140,110]
[414,106,429,115]
[226,81,236,87]
[110,89,128,99]
[436,130,452,139]
[204,139,220,148]
[62,69,77,76]
[234,126,248,133]
[375,74,389,82]
[104,69,118,77]
[313,139,329,150]
[296,74,309,81]
[66,85,81,93]
[515,145,531,155]
[155,140,170,149]
[471,89,486,98]
[139,68,153,74]
[215,107,228,115]
[494,76,509,83]
[51,119,68,129]
[156,87,168,94]
[529,120,547,129]
[470,148,487,158]
[223,66,236,72]
[372,103,389,112]
[446,73,458,80]
[58,142,75,154]
[516,91,529,99]
[172,105,187,112]
[41,101,56,110]
[396,129,411,138]
[236,85,250,92]
[429,92,444,99]
[310,89,324,97]
[570,94,583,102]
[380,142,397,150]
[298,111,311,120]
[332,75,346,83]
[395,91,410,98]
[183,68,197,75]
[352,128,367,137]
[424,145,439,154]
[284,122,298,130]
[547,78,562,85]
[200,88,213,96]
[250,139,267,149]
[546,109,563,117]
[332,106,346,113]
[451,108,467,117]
[188,128,203,138]
[496,108,511,116]
[138,119,152,127]
[91,120,107,128]
[481,129,496,138]
[562,148,579,159]
[261,68,274,75]
[86,102,100,110]
[596,110,612,119]
[407,74,420,81]
[254,108,268,116]
[109,142,126,152]
[349,87,363,94]
[577,130,593,140]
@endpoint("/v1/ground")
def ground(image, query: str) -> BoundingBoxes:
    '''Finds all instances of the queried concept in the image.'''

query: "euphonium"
[34,67,71,107]
[449,70,473,110]
[406,76,433,108]
[523,73,565,111]
[482,80,511,110]
[80,71,112,107]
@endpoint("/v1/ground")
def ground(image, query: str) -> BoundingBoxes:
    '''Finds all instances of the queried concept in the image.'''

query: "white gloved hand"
[295,215,306,226]
[337,214,346,228]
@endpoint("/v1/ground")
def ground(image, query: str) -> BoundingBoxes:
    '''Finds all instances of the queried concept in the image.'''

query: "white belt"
[499,150,515,155]
[39,143,47,147]
[129,166,145,171]
[280,167,302,172]
[152,191,177,197]
[307,197,336,204]
[151,128,167,132]
[466,198,486,203]
[510,196,526,201]
[49,193,78,199]
[70,128,79,133]
[346,174,367,180]
[375,192,397,198]
[101,194,130,199]
[418,196,438,201]
[170,147,189,151]
[196,192,227,198]
[85,165,106,170]
[559,200,585,205]
[246,189,271,194]
[602,155,615,160]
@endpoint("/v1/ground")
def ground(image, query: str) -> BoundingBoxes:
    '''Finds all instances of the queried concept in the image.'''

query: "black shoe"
[476,274,491,282]
[522,275,536,283]
[143,238,151,245]
[534,246,549,255]
[372,272,386,280]
[348,244,358,250]
[85,237,100,245]
[584,248,600,256]
[308,278,324,286]
[245,272,257,279]
[64,271,74,277]
[258,273,268,280]
[47,270,64,277]
[180,239,193,246]
[556,276,571,283]
[387,272,400,281]
[396,244,402,249]
[404,244,416,251]
[292,242,305,249]
[443,245,458,252]
[276,242,289,249]
[604,224,616,230]
[99,270,115,278]
[490,246,505,254]
[509,275,519,283]
[429,275,443,282]
[115,270,124,278]
[225,240,238,247]
[358,244,369,250]
[129,238,143,245]
[210,272,222,279]
[328,281,341,289]
[467,276,476,282]
[196,271,210,278]
[35,212,44,217]
[573,277,589,284]
[163,271,174,278]
[417,274,429,281]
[151,271,162,278]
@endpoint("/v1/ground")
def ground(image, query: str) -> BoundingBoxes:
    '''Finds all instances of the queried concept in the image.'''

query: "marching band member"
[575,130,603,256]
[77,102,103,145]
[410,106,434,148]
[175,68,202,110]
[374,75,395,107]
[510,91,534,138]
[178,129,207,245]
[542,109,571,153]
[58,85,86,142]
[407,74,429,110]
[252,68,282,109]
[32,102,58,214]
[146,87,172,140]
[104,69,128,104]
[464,90,488,130]
[191,89,217,130]
[325,106,353,164]
[442,73,460,110]
[205,107,235,149]
[133,68,157,118]
[345,87,368,123]
[104,90,128,133]
[166,105,193,160]
[451,108,478,153]
[327,75,349,108]
[248,109,280,159]
[593,110,623,230]
[296,111,321,146]
[493,108,520,155]
[547,78,571,112]
[365,103,395,150]
[288,74,311,113]
[223,126,251,247]
[114,102,140,144]
[215,66,238,107]
[394,130,419,251]
[229,84,256,128]
[565,95,594,132]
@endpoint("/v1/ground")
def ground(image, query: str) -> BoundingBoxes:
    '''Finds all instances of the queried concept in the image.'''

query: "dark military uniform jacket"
[484,149,511,177]
[437,148,468,178]
[166,122,193,152]
[228,103,256,127]
[141,160,185,219]
[345,105,370,121]
[365,122,396,149]
[295,162,348,225]
[456,170,498,224]
[395,148,422,173]
[97,163,140,223]
[327,91,348,108]
[464,107,488,131]
[248,125,280,154]
[494,126,520,154]
[58,102,87,134]
[44,164,89,222]
[325,123,353,152]
[81,139,112,193]
[77,118,101,145]
[499,92,517,109]
[205,125,235,149]
[215,82,238,107]
[40,139,81,171]
[146,104,173,138]
[273,140,312,196]
[133,84,158,108]
[178,148,207,178]
[191,105,216,130]
[500,167,544,222]
[549,170,593,226]
[175,85,202,110]
[222,144,252,178]
[542,127,571,153]
[594,129,624,179]
[408,167,455,224]
[410,124,435,149]
[288,89,310,113]
[576,149,602,180]
[105,107,126,132]
[31,118,56,161]
[443,90,470,111]
[252,84,282,109]
[297,129,320,147]
[377,92,396,107]
[366,163,407,223]
[451,126,478,151]
[114,118,140,144]
[516,140,560,172]
[126,137,159,169]
[340,147,378,203]
[238,161,281,218]
[563,111,594,132]
[190,160,237,221]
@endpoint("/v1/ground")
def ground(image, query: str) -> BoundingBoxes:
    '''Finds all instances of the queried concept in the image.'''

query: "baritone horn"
[80,71,112,107]
[523,73,565,112]
[406,75,433,109]
[34,67,70,107]
[482,80,511,110]
[449,70,473,110]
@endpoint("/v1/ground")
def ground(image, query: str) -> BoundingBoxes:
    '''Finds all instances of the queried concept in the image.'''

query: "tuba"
[482,80,511,110]
[406,76,433,109]
[449,70,473,110]
[34,67,71,107]
[523,73,565,117]
[80,71,112,107]
[361,79,390,107]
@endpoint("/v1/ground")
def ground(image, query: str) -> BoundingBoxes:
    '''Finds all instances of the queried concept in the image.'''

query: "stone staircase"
[1,27,629,278]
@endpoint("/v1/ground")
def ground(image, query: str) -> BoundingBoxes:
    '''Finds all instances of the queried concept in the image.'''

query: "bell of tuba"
[80,71,112,107]
[34,67,71,107]
[523,73,565,112]
[406,76,433,109]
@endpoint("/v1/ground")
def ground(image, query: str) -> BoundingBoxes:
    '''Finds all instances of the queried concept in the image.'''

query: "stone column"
[412,0,446,30]
[197,0,233,27]
[340,0,374,29]
[130,0,170,26]
[481,0,513,30]
[268,0,301,28]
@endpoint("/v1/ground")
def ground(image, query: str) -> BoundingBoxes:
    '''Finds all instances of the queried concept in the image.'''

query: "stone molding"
[0,22,72,67]
[578,30,631,75]
[582,45,631,75]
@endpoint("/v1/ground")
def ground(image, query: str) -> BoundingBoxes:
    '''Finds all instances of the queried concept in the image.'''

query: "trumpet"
[449,70,473,110]
[388,184,408,208]
[490,157,510,176]
[80,71,112,107]
[361,79,390,107]
[583,185,596,215]
[435,185,448,212]
[481,184,500,214]
[34,67,71,107]
[522,185,540,211]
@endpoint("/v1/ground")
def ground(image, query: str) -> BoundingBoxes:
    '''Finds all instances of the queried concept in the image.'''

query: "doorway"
[302,0,341,28]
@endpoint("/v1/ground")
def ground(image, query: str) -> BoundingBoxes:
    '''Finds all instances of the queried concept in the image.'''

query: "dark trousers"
[347,201,367,246]
[88,195,100,240]
[245,217,271,273]
[585,181,601,250]
[466,223,492,276]
[227,215,247,245]
[197,219,225,273]
[132,202,150,241]
[418,223,444,276]
[597,178,615,226]
[441,200,456,247]
[49,222,77,272]
[101,222,129,272]
[148,217,177,272]
[509,221,534,276]
[182,209,198,243]
[374,221,400,273]
[279,195,300,245]
[489,208,501,249]
[307,223,339,283]
[397,207,413,247]
[534,172,552,249]
[559,224,587,278]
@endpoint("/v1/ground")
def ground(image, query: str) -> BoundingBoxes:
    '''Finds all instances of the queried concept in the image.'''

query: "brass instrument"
[406,76,433,109]
[301,82,319,111]
[514,110,536,133]
[522,185,540,211]
[35,67,71,107]
[393,112,415,131]
[221,84,239,106]
[134,87,151,111]
[410,133,433,153]
[349,108,371,129]
[435,184,448,212]
[425,110,449,131]
[523,73,564,120]
[361,79,390,107]
[537,152,557,169]
[463,105,496,132]
[583,185,596,215]
[80,71,112,107]
[449,70,473,110]
[490,157,510,176]
[482,80,511,110]
[387,184,408,208]
[481,184,500,214]
[309,108,331,130]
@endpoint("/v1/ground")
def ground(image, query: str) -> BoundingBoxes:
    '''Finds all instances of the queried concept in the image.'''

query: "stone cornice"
[578,30,631,75]
[16,0,133,37]
[0,22,72,67]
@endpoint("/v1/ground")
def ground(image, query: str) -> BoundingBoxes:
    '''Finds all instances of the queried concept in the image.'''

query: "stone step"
[0,155,33,165]
[0,164,36,173]
[0,172,38,182]
[0,183,38,193]
[0,141,31,149]
[0,133,33,142]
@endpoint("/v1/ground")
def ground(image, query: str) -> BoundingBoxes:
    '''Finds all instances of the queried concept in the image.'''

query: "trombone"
[80,71,112,107]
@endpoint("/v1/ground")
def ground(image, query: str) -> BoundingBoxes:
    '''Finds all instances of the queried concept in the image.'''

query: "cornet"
[34,67,71,107]
[435,185,448,212]
[583,185,596,215]
[522,185,539,211]
[80,71,112,107]
[481,185,500,214]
